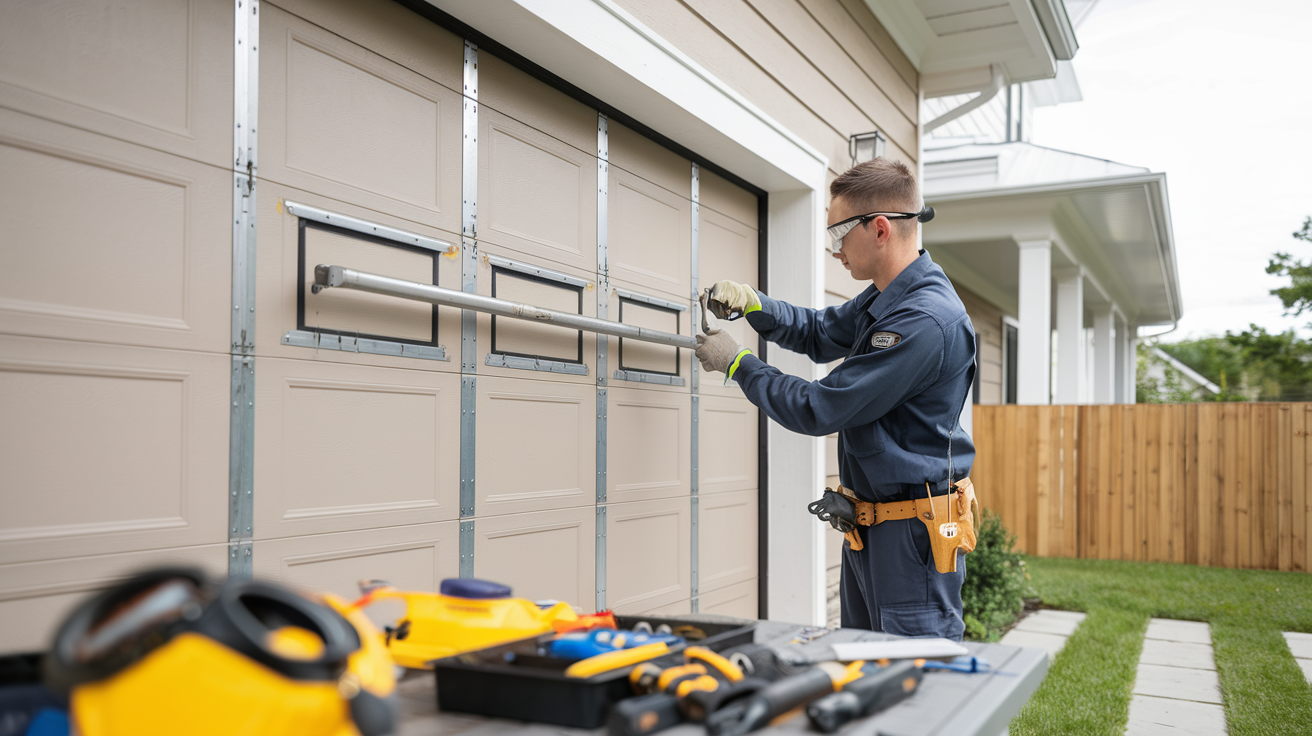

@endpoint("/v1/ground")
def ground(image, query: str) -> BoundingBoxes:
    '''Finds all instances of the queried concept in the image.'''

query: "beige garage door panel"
[474,507,595,611]
[256,184,461,371]
[609,168,691,300]
[699,169,758,230]
[476,252,596,386]
[479,53,597,158]
[475,376,594,515]
[698,490,758,593]
[254,521,458,628]
[260,5,462,234]
[478,108,597,275]
[0,110,231,354]
[254,357,459,539]
[698,207,760,399]
[268,0,463,93]
[0,336,228,565]
[0,542,229,654]
[0,0,232,169]
[607,388,689,504]
[698,396,758,495]
[607,121,691,201]
[607,497,690,614]
[628,598,692,617]
[614,297,689,381]
[698,578,758,620]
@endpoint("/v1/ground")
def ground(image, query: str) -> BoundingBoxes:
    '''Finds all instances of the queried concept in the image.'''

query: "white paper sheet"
[829,638,970,662]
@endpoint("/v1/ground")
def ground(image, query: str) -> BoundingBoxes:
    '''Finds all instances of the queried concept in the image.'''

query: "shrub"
[962,508,1032,641]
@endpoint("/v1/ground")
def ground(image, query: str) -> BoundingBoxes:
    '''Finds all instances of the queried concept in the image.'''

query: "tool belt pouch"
[913,478,978,574]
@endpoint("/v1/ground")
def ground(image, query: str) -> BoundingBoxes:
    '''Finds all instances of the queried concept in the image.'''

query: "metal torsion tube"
[314,264,697,350]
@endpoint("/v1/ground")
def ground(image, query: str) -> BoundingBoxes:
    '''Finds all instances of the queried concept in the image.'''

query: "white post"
[1115,317,1136,404]
[1093,305,1116,404]
[766,187,827,626]
[1054,267,1084,404]
[1017,241,1052,405]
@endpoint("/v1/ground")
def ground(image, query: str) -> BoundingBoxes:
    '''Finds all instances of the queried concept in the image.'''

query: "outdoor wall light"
[849,130,887,165]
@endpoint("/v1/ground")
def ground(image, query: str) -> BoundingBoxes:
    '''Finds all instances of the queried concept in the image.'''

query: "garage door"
[0,0,763,653]
[250,0,761,618]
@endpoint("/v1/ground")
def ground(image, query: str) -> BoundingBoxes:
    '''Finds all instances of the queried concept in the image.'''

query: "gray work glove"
[696,293,751,377]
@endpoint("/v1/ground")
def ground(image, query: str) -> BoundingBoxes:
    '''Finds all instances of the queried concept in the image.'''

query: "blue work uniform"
[731,250,976,640]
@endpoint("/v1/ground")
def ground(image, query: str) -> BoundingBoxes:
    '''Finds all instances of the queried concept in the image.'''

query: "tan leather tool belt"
[837,480,978,574]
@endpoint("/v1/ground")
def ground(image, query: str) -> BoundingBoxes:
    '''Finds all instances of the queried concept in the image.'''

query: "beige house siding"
[612,0,920,176]
[951,278,1005,406]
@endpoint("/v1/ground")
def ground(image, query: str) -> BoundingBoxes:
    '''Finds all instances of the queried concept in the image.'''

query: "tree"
[1267,216,1312,318]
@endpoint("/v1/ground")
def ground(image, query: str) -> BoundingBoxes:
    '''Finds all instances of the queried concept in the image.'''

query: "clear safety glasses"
[825,206,936,253]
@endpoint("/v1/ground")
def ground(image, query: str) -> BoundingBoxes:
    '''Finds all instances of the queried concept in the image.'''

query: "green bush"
[962,509,1032,641]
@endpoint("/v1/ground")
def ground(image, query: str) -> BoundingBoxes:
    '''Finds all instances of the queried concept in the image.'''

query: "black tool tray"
[431,613,756,729]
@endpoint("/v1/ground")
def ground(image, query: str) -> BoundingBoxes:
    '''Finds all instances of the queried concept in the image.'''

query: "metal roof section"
[922,142,1181,327]
[866,0,1078,95]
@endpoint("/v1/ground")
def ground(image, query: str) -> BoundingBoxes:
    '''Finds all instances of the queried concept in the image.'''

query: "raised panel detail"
[607,498,690,614]
[608,120,690,200]
[286,36,443,208]
[698,490,758,593]
[0,143,186,329]
[302,225,437,344]
[475,507,594,609]
[698,578,758,619]
[479,109,595,273]
[476,377,594,514]
[610,170,690,299]
[609,389,689,503]
[699,396,758,495]
[699,169,758,229]
[698,208,759,399]
[255,358,459,538]
[256,523,458,628]
[0,337,228,564]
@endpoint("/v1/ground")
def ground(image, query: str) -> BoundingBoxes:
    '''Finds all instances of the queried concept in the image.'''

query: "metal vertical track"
[690,163,700,611]
[458,40,479,578]
[229,0,259,578]
[595,113,609,612]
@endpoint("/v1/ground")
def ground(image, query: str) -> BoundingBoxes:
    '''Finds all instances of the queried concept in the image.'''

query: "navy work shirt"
[731,250,976,502]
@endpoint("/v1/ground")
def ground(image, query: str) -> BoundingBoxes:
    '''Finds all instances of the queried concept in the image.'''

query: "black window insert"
[618,297,682,377]
[489,266,585,365]
[296,218,441,348]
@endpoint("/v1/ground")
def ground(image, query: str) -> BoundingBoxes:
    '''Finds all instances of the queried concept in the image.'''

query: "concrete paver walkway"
[1283,631,1312,684]
[1125,619,1226,735]
[999,609,1086,661]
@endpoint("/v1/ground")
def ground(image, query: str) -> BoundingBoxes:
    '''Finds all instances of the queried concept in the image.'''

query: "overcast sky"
[1029,0,1312,340]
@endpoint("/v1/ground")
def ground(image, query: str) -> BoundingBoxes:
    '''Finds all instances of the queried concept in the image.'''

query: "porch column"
[1054,267,1084,404]
[1016,240,1052,404]
[1093,305,1116,404]
[1115,317,1136,404]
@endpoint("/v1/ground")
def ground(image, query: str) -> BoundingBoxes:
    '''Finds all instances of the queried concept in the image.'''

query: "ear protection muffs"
[44,567,396,736]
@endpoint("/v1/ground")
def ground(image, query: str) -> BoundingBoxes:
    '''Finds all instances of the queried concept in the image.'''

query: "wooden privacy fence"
[972,403,1312,572]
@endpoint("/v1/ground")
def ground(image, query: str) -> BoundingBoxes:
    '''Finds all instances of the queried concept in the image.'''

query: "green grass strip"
[1010,608,1145,736]
[1007,557,1312,735]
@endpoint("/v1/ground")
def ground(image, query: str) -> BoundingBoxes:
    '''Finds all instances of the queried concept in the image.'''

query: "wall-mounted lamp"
[848,131,886,165]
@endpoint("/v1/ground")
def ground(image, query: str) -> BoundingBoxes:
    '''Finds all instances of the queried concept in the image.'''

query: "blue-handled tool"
[547,628,684,660]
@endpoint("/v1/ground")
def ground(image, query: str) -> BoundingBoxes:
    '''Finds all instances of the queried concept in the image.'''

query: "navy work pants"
[839,517,966,640]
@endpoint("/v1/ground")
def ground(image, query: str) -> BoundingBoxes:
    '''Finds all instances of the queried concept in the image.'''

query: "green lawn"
[1010,557,1312,736]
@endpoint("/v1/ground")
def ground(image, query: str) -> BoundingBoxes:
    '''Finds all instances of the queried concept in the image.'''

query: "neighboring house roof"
[1150,347,1220,395]
[921,141,1181,328]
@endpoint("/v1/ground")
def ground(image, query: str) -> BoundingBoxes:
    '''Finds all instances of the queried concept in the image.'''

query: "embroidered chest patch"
[871,332,902,349]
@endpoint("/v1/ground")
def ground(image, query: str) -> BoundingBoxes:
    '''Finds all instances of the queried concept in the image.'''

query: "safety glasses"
[825,206,935,253]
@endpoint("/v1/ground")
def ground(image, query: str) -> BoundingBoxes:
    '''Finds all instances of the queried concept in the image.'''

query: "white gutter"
[923,65,1005,133]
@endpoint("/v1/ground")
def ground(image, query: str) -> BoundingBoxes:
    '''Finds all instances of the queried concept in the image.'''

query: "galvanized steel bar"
[595,112,609,612]
[690,162,700,611]
[228,0,259,577]
[283,200,454,253]
[459,40,479,573]
[314,265,698,350]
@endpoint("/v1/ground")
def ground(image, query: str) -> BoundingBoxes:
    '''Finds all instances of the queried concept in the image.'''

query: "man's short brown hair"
[829,158,920,215]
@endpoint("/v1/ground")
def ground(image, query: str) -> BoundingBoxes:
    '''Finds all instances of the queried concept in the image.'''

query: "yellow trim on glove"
[725,348,753,383]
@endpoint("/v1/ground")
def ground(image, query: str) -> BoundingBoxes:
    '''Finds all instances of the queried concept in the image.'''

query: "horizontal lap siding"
[612,0,919,177]
[974,403,1312,572]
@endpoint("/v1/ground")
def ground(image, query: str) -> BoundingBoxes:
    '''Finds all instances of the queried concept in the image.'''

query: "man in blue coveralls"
[694,158,976,640]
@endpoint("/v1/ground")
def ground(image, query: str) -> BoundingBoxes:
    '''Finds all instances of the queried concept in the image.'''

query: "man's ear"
[873,215,893,245]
